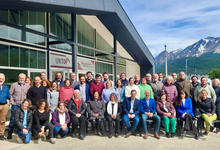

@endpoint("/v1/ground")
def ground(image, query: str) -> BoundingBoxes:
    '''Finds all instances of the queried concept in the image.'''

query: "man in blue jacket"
[140,90,160,139]
[0,73,11,140]
[123,89,140,138]
[74,75,90,102]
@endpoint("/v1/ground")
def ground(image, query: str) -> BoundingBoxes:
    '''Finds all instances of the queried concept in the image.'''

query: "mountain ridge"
[155,36,220,65]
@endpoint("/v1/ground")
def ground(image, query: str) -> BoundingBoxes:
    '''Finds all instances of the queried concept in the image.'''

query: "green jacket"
[138,84,154,100]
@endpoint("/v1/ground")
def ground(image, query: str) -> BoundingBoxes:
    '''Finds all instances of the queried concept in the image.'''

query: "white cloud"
[119,0,220,57]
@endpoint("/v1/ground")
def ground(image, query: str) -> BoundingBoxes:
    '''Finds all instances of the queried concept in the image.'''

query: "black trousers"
[216,110,220,128]
[71,115,86,136]
[106,115,120,134]
[90,118,105,134]
[32,122,54,138]
[184,114,198,134]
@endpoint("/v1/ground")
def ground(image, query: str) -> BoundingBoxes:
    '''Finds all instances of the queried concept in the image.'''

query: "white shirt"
[125,84,140,100]
[59,113,66,125]
[79,83,86,102]
[129,98,135,113]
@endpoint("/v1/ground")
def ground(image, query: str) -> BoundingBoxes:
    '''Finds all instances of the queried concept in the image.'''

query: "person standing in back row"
[175,72,193,99]
[8,73,30,139]
[0,73,10,140]
[27,76,47,110]
[90,74,105,99]
[54,72,64,87]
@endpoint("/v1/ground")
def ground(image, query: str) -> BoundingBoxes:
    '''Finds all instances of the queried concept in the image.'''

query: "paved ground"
[1,132,220,150]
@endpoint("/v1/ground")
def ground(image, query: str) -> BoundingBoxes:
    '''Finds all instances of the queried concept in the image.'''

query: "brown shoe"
[143,133,148,139]
[125,132,132,138]
[154,132,160,139]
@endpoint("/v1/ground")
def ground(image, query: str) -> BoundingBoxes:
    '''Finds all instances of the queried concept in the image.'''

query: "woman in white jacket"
[125,77,140,100]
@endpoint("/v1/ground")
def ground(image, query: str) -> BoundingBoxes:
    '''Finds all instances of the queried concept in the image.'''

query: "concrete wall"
[126,60,140,78]
[81,15,140,77]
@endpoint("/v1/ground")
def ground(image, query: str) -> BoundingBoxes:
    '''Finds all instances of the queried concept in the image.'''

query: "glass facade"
[96,62,113,80]
[0,9,45,45]
[77,15,95,56]
[0,9,131,85]
[0,44,46,69]
[50,13,72,51]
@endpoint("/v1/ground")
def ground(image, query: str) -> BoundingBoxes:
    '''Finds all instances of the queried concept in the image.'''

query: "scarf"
[107,101,118,115]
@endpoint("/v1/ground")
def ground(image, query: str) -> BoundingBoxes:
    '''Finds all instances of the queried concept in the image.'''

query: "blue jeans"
[18,131,31,144]
[8,104,21,133]
[123,114,139,133]
[54,126,69,138]
[142,113,161,133]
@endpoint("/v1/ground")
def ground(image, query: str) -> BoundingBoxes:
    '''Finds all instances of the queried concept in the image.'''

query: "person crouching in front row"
[52,101,70,139]
[87,91,106,136]
[106,93,122,138]
[32,99,55,144]
[123,89,140,138]
[140,90,160,139]
[68,89,87,140]
[14,99,32,144]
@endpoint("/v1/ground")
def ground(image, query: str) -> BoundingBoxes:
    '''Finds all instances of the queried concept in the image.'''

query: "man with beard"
[7,73,30,139]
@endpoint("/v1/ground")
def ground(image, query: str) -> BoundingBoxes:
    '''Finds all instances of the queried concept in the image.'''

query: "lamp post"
[165,44,168,77]
[185,59,188,77]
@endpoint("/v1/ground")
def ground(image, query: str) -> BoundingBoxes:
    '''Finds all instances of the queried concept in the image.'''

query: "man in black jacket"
[27,76,47,110]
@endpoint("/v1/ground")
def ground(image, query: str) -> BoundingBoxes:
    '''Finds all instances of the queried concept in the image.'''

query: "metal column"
[46,12,50,79]
[113,35,117,84]
[71,13,77,73]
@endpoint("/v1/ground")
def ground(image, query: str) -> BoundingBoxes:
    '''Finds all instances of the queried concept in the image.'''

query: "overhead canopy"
[1,0,155,75]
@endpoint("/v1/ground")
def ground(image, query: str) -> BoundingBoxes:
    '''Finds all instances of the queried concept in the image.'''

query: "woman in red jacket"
[59,79,74,105]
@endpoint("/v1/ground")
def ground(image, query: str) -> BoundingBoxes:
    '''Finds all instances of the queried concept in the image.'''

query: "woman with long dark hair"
[176,91,198,139]
[32,99,55,144]
[47,81,60,112]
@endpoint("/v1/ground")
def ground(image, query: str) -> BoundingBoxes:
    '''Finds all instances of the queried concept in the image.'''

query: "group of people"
[0,70,219,144]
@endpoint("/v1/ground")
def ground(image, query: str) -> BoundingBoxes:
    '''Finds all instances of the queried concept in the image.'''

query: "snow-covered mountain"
[155,37,220,64]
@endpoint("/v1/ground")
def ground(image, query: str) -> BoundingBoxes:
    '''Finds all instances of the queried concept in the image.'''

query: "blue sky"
[119,0,220,57]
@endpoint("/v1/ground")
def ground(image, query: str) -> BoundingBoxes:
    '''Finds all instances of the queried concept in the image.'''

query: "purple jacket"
[156,101,176,118]
[162,84,178,103]
[52,109,70,127]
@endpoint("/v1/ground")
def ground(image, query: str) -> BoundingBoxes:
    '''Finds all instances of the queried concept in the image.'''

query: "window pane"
[38,51,46,69]
[10,46,19,67]
[30,50,37,68]
[20,48,29,68]
[77,16,94,47]
[0,10,9,38]
[49,13,72,51]
[96,62,113,74]
[8,10,21,41]
[30,72,41,80]
[0,44,9,66]
[9,10,19,24]
[0,10,8,22]
[96,32,113,53]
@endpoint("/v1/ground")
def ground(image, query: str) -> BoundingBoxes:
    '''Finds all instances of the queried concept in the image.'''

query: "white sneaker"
[50,138,55,144]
